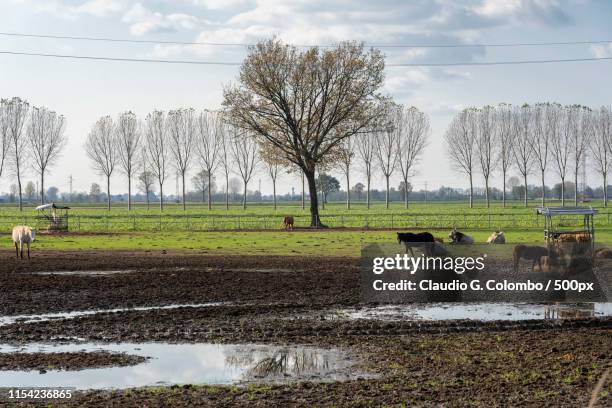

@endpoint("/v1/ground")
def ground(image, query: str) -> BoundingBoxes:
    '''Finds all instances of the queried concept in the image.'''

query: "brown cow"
[283,216,294,230]
[513,245,554,273]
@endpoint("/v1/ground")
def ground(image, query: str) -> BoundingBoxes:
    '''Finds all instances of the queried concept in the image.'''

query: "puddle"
[0,303,227,327]
[28,270,139,276]
[0,343,361,389]
[323,302,612,322]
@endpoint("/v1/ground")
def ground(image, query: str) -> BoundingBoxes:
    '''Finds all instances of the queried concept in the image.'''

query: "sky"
[1,0,612,197]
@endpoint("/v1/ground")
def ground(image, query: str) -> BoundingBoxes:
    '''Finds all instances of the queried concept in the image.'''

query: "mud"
[0,351,147,372]
[0,250,610,407]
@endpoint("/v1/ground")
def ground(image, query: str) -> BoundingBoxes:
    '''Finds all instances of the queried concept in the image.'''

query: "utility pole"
[69,175,73,202]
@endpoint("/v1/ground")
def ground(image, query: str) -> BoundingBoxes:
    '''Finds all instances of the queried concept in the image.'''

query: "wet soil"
[1,250,610,407]
[0,351,148,372]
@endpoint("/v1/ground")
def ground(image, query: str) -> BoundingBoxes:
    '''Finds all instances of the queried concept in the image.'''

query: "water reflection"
[0,303,227,327]
[0,343,357,389]
[337,302,611,322]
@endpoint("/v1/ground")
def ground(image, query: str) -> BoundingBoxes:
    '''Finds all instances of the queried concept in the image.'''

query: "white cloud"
[591,44,612,58]
[123,3,201,36]
[74,0,124,17]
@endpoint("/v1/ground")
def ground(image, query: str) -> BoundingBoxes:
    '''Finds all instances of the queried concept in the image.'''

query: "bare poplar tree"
[137,167,155,210]
[591,106,611,206]
[27,107,67,204]
[223,39,385,227]
[445,108,477,208]
[0,100,11,182]
[397,106,429,209]
[356,130,376,209]
[219,124,235,210]
[230,130,258,209]
[570,105,592,205]
[144,110,168,211]
[167,108,196,210]
[85,116,117,211]
[552,106,572,205]
[374,104,401,209]
[475,106,496,208]
[528,103,551,206]
[116,111,141,211]
[5,97,30,211]
[512,105,534,207]
[495,103,514,207]
[196,110,223,210]
[338,137,355,209]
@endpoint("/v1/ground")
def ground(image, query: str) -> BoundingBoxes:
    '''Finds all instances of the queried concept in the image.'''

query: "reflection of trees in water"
[544,303,595,319]
[225,347,331,378]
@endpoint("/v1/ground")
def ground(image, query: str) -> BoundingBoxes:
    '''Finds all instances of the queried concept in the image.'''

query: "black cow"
[397,232,435,256]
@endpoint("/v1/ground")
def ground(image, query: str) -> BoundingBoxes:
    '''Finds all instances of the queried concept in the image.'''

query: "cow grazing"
[12,226,36,260]
[283,216,294,230]
[513,245,553,273]
[397,232,435,256]
[449,228,474,244]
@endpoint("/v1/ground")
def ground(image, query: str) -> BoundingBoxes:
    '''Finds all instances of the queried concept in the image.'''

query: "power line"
[1,50,612,67]
[1,31,612,49]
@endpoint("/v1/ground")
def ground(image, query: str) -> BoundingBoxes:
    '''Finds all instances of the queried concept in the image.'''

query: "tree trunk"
[385,175,390,209]
[106,175,111,211]
[146,189,150,210]
[127,174,132,211]
[366,173,371,210]
[346,173,350,210]
[273,179,277,210]
[159,182,164,211]
[225,174,229,210]
[207,172,212,210]
[304,169,324,227]
[502,169,506,208]
[469,173,473,208]
[604,173,608,207]
[40,172,45,204]
[561,177,565,206]
[523,174,528,207]
[574,169,579,206]
[484,177,490,208]
[403,176,409,209]
[541,171,546,207]
[182,173,186,211]
[242,182,247,209]
[301,172,305,210]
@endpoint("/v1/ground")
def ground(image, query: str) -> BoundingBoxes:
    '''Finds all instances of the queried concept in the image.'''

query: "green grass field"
[1,200,611,233]
[4,228,611,257]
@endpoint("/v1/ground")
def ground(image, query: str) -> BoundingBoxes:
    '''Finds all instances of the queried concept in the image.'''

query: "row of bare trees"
[0,97,67,210]
[445,103,611,207]
[85,109,263,211]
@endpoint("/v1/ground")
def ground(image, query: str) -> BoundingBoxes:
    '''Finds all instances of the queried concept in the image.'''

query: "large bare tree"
[494,103,514,207]
[260,143,283,210]
[338,137,355,209]
[397,106,429,209]
[223,39,385,227]
[230,130,258,209]
[591,106,611,206]
[571,105,592,205]
[28,106,67,204]
[445,108,477,208]
[375,106,399,209]
[528,103,551,206]
[116,111,141,211]
[356,130,376,209]
[512,105,534,207]
[85,116,117,211]
[196,110,223,210]
[475,106,496,208]
[5,97,30,211]
[0,100,11,183]
[144,110,169,211]
[167,108,196,210]
[552,106,572,205]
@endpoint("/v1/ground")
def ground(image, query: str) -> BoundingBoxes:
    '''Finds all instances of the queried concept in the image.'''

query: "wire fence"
[2,212,612,233]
